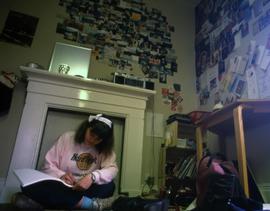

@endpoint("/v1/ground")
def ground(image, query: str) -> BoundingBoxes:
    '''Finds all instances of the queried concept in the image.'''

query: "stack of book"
[166,114,192,125]
[172,154,196,180]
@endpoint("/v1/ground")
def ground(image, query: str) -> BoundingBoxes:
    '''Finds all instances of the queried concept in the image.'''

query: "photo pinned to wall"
[220,71,233,93]
[65,27,80,42]
[233,31,242,50]
[199,87,210,106]
[252,0,263,18]
[218,60,226,80]
[257,64,270,98]
[246,66,259,98]
[224,92,238,105]
[119,60,133,72]
[229,55,248,75]
[258,15,267,32]
[164,67,173,76]
[253,20,260,35]
[198,70,208,93]
[148,68,159,79]
[220,72,244,101]
[214,91,221,104]
[159,71,167,83]
[161,88,171,104]
[148,63,163,77]
[149,56,161,66]
[207,65,218,91]
[171,61,178,73]
[168,25,175,32]
[263,0,270,6]
[240,21,249,37]
[227,74,238,93]
[161,86,183,111]
[0,10,39,47]
[196,78,201,93]
[221,28,235,60]
[195,38,210,77]
[171,91,183,112]
[107,56,116,66]
[238,0,252,22]
[233,77,246,97]
[209,49,220,68]
[252,7,270,36]
[260,49,270,70]
[210,77,217,90]
[96,46,106,61]
[173,83,181,92]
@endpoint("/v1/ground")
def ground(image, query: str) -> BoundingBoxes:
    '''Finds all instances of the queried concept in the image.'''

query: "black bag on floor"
[111,196,169,211]
[195,154,262,211]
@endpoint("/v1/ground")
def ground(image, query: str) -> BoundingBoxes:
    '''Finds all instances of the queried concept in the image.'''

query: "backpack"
[196,154,240,208]
[195,154,262,211]
[111,196,169,211]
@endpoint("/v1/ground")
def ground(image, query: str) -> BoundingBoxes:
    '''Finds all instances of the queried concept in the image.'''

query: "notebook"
[14,168,73,188]
[49,42,92,78]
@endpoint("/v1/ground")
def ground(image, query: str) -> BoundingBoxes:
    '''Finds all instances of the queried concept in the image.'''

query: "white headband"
[88,114,112,128]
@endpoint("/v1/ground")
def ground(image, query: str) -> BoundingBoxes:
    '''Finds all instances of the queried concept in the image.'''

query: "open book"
[14,168,73,188]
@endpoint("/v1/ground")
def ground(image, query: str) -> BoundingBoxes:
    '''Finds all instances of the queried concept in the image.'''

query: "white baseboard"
[0,178,6,196]
[258,183,270,203]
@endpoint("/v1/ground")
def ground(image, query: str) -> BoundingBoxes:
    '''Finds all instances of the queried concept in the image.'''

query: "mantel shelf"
[20,66,156,100]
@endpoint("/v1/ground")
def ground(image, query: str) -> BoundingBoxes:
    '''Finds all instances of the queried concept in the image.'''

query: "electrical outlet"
[146,176,154,187]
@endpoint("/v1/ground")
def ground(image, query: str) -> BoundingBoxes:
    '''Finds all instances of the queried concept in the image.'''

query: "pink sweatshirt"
[42,131,118,184]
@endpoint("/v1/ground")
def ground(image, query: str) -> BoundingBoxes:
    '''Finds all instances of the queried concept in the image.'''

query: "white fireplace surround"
[1,66,155,202]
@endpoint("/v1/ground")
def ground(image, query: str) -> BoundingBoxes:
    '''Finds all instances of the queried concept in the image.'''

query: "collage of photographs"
[195,0,270,106]
[57,0,178,84]
[56,0,183,111]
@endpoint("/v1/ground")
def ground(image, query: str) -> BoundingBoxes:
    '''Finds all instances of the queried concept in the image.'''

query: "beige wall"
[0,0,197,189]
[142,0,197,185]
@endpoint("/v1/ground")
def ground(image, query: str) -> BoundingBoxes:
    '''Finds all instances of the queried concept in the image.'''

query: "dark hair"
[74,116,114,157]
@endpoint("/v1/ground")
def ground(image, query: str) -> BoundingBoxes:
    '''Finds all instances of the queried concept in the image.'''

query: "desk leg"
[196,127,203,165]
[233,105,249,197]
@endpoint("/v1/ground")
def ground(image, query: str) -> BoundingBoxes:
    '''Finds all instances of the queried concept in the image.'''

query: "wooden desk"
[196,99,270,197]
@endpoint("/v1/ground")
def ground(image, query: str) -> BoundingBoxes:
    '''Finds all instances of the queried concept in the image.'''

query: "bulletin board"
[195,0,270,109]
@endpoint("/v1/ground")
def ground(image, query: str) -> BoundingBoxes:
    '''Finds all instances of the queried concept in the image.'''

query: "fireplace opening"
[36,108,125,195]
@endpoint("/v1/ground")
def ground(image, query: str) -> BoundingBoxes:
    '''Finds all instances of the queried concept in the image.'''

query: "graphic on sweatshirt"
[71,153,97,170]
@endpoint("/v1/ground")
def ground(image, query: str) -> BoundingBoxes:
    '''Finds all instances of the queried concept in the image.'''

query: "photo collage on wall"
[195,0,270,106]
[57,0,178,84]
[161,83,183,112]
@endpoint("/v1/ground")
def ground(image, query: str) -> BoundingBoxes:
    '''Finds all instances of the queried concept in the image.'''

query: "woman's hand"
[73,174,93,191]
[60,172,76,185]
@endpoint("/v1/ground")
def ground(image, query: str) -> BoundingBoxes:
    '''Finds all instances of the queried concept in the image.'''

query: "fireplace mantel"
[20,66,155,101]
[1,66,155,202]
